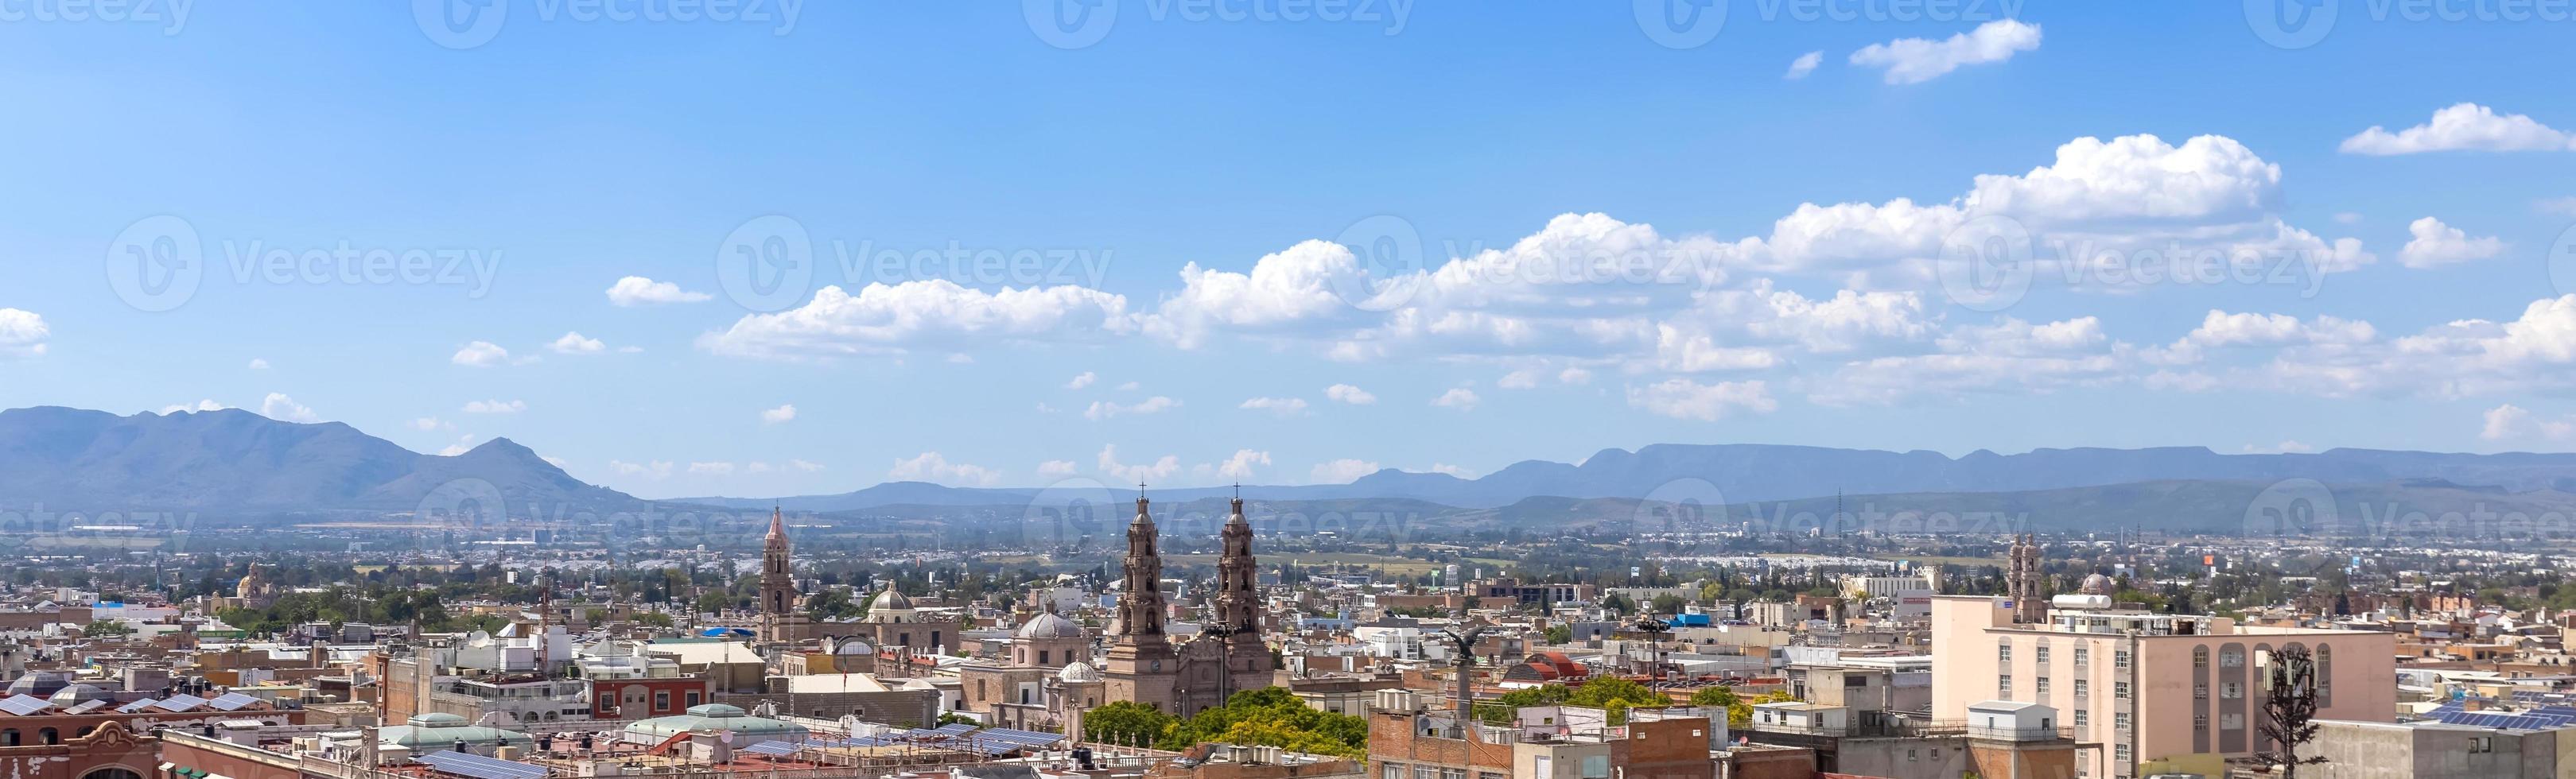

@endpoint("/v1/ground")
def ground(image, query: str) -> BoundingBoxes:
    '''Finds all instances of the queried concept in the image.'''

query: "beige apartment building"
[1931,595,2395,779]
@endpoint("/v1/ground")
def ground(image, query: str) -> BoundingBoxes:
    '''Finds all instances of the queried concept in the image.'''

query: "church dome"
[874,589,914,611]
[49,684,111,706]
[1016,612,1085,640]
[2080,573,2116,595]
[833,636,875,655]
[1057,661,1101,684]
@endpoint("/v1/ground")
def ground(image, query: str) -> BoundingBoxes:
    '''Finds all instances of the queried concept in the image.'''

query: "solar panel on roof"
[208,692,261,711]
[157,693,210,711]
[63,700,108,715]
[741,741,800,757]
[415,750,550,779]
[929,723,977,735]
[0,696,50,716]
[116,698,160,713]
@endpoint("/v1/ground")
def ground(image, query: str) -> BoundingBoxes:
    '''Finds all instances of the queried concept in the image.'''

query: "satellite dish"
[719,731,736,745]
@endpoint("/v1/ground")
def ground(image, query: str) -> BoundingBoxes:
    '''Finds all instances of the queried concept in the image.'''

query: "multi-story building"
[1931,594,2397,779]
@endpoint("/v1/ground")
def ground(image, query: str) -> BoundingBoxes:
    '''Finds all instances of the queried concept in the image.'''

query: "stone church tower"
[1102,493,1273,716]
[759,508,812,643]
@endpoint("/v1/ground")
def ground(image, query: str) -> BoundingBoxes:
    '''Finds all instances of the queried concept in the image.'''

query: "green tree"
[1083,701,1175,748]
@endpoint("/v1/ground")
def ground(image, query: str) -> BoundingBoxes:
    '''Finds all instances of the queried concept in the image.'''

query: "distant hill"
[0,406,653,517]
[692,443,2576,510]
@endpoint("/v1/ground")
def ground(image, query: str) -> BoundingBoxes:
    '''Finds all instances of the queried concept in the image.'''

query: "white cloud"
[761,404,798,424]
[247,358,270,370]
[437,434,479,456]
[1431,388,1480,411]
[463,399,526,414]
[699,281,1136,359]
[452,341,512,367]
[542,455,569,468]
[0,308,49,358]
[2539,196,2576,219]
[2242,440,2318,454]
[1308,458,1381,483]
[687,461,737,476]
[2397,216,2506,269]
[550,331,607,354]
[1498,370,1541,390]
[2333,211,2363,225]
[1085,396,1179,420]
[1117,381,1141,391]
[1784,50,1823,79]
[888,452,1003,486]
[1065,371,1098,390]
[1035,459,1079,479]
[1238,397,1310,417]
[611,460,676,479]
[163,400,226,414]
[1214,449,1272,479]
[606,276,712,306]
[2339,103,2576,155]
[1097,444,1180,485]
[2482,403,2576,443]
[1848,20,2041,85]
[790,459,826,473]
[1428,463,1478,478]
[1626,378,1777,421]
[1324,384,1377,405]
[1558,367,1594,386]
[410,417,450,431]
[2150,310,2376,365]
[258,393,323,424]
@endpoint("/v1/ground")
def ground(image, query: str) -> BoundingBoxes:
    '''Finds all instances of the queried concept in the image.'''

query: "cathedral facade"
[1101,494,1273,717]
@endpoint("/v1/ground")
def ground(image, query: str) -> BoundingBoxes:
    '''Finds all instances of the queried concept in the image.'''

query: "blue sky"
[2,2,2574,498]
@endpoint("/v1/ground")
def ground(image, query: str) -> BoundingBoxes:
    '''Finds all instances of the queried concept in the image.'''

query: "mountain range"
[12,405,2576,532]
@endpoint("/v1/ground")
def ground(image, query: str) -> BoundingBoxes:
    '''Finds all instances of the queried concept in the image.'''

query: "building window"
[2114,744,2131,762]
[2036,676,2051,695]
[2074,711,2088,727]
[686,692,701,707]
[2193,646,2209,667]
[2221,649,2245,668]
[2073,680,2088,697]
[2036,645,2050,664]
[2194,684,2208,699]
[2222,682,2242,700]
[1381,763,1404,779]
[1999,676,2012,696]
[1998,641,2012,662]
[655,692,670,711]
[2114,712,2130,730]
[2073,646,2089,665]
[2470,736,2494,753]
[2114,681,2131,699]
[2113,649,2131,669]
[2193,713,2208,730]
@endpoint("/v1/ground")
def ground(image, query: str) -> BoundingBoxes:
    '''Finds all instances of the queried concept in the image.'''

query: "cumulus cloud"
[1308,459,1381,483]
[790,459,826,473]
[0,309,47,358]
[550,331,607,354]
[1065,371,1098,390]
[164,400,227,414]
[1085,396,1179,420]
[1097,444,1180,484]
[259,393,323,424]
[1238,397,1310,417]
[463,399,526,414]
[1848,20,2041,84]
[888,452,1003,486]
[700,281,1136,359]
[1213,449,1271,479]
[1626,378,1777,421]
[1035,459,1079,479]
[606,276,712,305]
[247,358,270,370]
[761,404,798,424]
[1784,50,1823,79]
[1324,384,1377,405]
[437,434,479,456]
[410,417,450,431]
[611,460,676,479]
[452,341,512,367]
[2397,217,2506,269]
[1430,388,1480,411]
[2482,404,2576,444]
[1498,370,1541,390]
[1428,463,1478,478]
[2340,103,2576,155]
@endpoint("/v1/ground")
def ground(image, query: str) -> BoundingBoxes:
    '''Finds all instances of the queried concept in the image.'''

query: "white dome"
[1057,661,1101,684]
[833,637,875,655]
[1016,612,1085,640]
